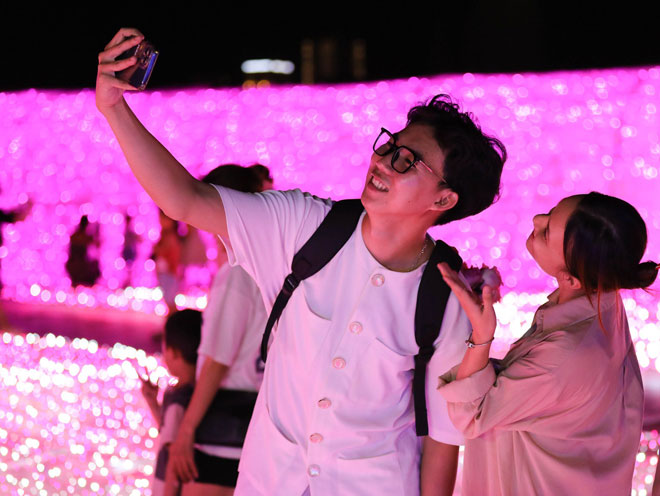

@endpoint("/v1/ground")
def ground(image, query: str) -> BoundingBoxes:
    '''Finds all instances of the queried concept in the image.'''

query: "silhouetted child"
[141,309,202,496]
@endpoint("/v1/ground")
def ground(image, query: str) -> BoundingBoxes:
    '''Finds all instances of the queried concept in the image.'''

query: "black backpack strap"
[413,240,462,436]
[260,199,364,361]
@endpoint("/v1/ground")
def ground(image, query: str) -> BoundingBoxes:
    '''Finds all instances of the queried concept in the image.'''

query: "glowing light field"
[1,66,659,495]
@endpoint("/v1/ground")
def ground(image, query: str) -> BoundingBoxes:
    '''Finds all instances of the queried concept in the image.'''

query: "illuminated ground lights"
[0,333,169,496]
[9,283,210,318]
[0,290,658,495]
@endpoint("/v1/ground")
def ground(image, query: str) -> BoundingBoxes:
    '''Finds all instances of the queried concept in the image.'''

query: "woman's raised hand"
[96,28,144,113]
[438,262,497,344]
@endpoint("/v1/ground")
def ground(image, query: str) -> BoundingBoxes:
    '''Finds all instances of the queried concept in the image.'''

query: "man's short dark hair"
[407,94,507,225]
[164,309,202,365]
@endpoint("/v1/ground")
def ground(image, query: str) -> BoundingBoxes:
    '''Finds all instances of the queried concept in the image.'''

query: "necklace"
[409,236,433,271]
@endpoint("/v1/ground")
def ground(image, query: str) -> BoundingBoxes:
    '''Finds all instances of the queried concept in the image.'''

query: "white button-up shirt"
[214,186,470,496]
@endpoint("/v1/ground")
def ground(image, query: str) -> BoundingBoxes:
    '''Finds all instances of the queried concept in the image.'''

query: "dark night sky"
[3,2,659,91]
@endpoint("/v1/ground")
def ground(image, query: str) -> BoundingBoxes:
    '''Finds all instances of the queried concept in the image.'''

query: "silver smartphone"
[116,38,159,91]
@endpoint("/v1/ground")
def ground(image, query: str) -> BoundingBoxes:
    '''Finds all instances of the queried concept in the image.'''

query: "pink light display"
[1,68,660,494]
[2,69,659,349]
[1,68,659,303]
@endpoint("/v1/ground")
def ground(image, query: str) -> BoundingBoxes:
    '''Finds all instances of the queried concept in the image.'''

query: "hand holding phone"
[96,28,155,112]
[116,38,159,91]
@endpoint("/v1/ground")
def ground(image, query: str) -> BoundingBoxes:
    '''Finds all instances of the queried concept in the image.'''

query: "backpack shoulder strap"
[413,240,462,436]
[260,199,364,361]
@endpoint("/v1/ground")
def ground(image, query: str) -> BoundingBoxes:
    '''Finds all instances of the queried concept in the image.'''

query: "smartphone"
[116,38,159,91]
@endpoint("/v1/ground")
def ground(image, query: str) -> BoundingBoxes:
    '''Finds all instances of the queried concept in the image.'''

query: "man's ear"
[432,191,458,213]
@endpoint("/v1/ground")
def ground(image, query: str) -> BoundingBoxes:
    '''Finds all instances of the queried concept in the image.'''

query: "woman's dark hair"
[563,192,658,296]
[201,164,261,193]
[164,309,202,365]
[249,164,273,190]
[407,94,507,225]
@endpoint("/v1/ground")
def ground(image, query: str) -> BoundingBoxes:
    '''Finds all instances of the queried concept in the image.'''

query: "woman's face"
[526,195,582,278]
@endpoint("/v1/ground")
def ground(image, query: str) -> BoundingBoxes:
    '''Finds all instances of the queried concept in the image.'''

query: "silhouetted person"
[122,214,140,288]
[66,215,101,288]
[0,200,32,328]
[153,209,183,314]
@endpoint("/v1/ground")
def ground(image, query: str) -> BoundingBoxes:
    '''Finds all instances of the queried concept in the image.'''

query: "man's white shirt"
[214,186,470,496]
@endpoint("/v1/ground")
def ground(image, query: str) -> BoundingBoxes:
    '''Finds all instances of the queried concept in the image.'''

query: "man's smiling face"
[361,123,451,222]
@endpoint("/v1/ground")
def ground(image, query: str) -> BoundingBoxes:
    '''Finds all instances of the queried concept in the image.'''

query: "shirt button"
[371,273,385,286]
[308,464,321,477]
[309,433,324,444]
[349,321,363,334]
[317,398,332,409]
[332,357,346,369]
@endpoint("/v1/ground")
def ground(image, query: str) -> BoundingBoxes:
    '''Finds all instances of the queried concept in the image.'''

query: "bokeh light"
[0,331,171,495]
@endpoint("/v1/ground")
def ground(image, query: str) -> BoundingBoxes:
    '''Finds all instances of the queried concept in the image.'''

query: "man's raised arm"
[96,28,229,241]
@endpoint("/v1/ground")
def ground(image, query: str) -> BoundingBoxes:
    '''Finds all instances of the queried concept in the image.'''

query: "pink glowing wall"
[1,68,659,307]
[1,70,660,495]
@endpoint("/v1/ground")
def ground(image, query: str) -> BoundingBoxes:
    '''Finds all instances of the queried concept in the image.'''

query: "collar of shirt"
[355,212,429,278]
[507,290,623,368]
[532,289,618,335]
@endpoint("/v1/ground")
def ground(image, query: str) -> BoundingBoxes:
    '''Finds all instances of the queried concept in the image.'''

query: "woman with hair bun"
[437,192,657,496]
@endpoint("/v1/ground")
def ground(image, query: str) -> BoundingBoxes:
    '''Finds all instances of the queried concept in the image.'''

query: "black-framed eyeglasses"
[372,128,445,182]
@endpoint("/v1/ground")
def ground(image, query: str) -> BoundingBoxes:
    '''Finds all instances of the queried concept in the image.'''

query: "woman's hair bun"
[628,261,660,289]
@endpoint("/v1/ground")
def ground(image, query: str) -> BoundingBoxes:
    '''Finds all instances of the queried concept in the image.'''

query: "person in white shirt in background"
[166,165,268,496]
[97,29,506,495]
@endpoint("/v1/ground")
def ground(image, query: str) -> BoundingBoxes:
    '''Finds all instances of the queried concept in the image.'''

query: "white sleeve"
[212,186,332,309]
[425,291,471,445]
[198,265,260,367]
